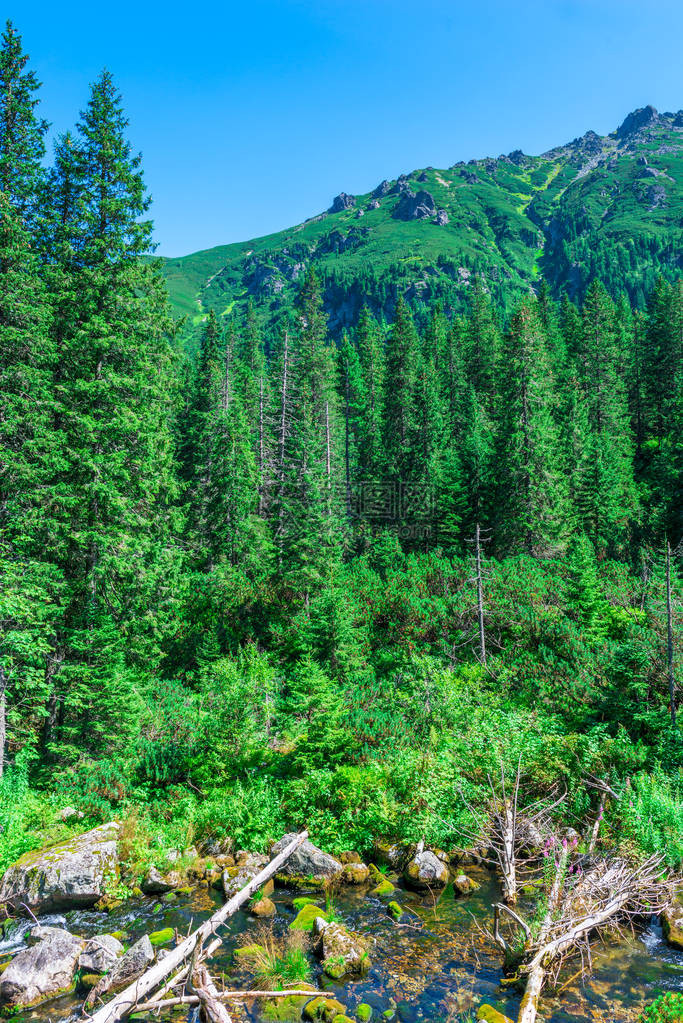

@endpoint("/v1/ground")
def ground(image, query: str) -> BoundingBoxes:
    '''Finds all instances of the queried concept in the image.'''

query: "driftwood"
[498,850,673,1023]
[86,830,309,1023]
[132,990,320,1013]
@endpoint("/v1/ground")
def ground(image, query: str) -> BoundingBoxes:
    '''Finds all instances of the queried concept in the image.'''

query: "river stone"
[79,933,124,973]
[142,865,180,894]
[342,862,370,885]
[222,853,268,899]
[315,920,370,979]
[271,834,342,882]
[0,822,119,914]
[403,850,449,891]
[26,924,72,945]
[476,1007,513,1023]
[250,896,276,917]
[86,935,154,1005]
[0,929,84,1007]
[454,873,481,895]
[662,900,683,948]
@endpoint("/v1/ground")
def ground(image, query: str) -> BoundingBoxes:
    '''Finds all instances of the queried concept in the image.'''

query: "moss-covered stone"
[233,943,265,961]
[342,863,370,885]
[339,851,362,864]
[368,864,385,883]
[292,896,316,911]
[303,996,347,1023]
[371,879,394,896]
[290,904,329,931]
[276,872,328,890]
[476,1005,513,1023]
[262,878,275,897]
[381,1011,395,1021]
[387,901,402,921]
[149,928,174,947]
[79,973,102,991]
[250,896,276,917]
[662,901,683,949]
[356,1003,373,1022]
[174,886,193,897]
[263,984,317,1022]
[453,874,481,895]
[332,1016,355,1023]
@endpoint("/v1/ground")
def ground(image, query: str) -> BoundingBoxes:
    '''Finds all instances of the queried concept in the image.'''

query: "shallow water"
[6,867,683,1023]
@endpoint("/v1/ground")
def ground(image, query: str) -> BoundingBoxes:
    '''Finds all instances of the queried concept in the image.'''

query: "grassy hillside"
[161,105,683,340]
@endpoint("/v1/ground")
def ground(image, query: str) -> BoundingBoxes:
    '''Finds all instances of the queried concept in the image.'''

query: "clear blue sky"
[12,0,683,256]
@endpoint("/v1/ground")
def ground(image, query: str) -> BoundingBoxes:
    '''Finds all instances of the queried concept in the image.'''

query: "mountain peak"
[616,105,659,138]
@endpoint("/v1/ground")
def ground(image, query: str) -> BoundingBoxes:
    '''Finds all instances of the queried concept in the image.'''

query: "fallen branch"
[86,830,309,1023]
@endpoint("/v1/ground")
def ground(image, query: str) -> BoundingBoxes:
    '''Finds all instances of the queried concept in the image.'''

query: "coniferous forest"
[1,20,682,1023]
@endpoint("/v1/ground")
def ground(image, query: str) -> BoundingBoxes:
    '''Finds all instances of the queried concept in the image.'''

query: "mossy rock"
[293,896,317,911]
[234,943,265,961]
[162,892,176,903]
[276,872,328,890]
[387,901,402,921]
[263,984,317,1022]
[371,879,394,897]
[262,878,275,897]
[356,1004,373,1022]
[476,1006,514,1023]
[381,1011,396,1021]
[303,996,348,1023]
[368,864,385,883]
[79,973,102,991]
[339,851,362,864]
[131,887,143,898]
[290,904,329,931]
[0,959,11,977]
[149,928,174,947]
[174,886,193,897]
[332,1016,355,1023]
[250,896,276,917]
[111,930,128,942]
[662,901,683,949]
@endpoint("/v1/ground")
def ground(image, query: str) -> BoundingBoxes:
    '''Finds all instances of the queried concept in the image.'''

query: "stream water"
[3,867,682,1023]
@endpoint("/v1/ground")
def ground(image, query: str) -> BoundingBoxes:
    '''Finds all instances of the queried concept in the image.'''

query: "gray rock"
[315,921,370,979]
[222,853,268,898]
[0,929,83,1007]
[367,199,380,210]
[142,866,177,894]
[329,192,355,213]
[372,179,391,198]
[617,105,659,139]
[86,936,154,1004]
[0,822,119,914]
[270,834,342,881]
[435,209,449,225]
[58,806,84,822]
[26,925,72,946]
[403,850,449,891]
[394,189,436,221]
[79,934,124,974]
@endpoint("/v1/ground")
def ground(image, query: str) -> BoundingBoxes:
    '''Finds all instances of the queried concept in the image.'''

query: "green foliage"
[617,770,683,868]
[640,992,683,1023]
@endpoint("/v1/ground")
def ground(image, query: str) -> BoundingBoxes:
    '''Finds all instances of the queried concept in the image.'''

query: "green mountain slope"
[161,105,683,337]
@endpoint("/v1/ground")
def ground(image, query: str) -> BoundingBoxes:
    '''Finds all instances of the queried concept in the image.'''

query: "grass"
[240,929,313,988]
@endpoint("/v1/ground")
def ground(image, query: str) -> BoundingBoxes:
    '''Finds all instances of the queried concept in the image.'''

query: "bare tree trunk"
[475,523,487,666]
[666,538,676,729]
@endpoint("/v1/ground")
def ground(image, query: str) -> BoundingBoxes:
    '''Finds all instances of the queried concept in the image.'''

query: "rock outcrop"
[329,193,355,213]
[0,823,119,914]
[393,190,436,221]
[0,928,83,1007]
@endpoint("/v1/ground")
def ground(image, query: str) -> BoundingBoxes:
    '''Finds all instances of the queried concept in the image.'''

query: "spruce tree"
[44,71,179,759]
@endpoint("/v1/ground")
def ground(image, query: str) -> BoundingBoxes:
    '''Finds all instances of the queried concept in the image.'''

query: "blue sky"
[12,0,683,256]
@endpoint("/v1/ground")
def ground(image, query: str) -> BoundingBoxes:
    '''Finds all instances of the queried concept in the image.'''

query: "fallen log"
[191,964,232,1023]
[86,830,309,1023]
[132,990,320,1013]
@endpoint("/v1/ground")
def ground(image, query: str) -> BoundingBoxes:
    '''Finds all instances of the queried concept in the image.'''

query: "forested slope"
[161,104,683,344]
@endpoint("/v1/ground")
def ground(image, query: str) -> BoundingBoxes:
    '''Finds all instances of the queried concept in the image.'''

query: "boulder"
[142,866,182,894]
[58,807,84,822]
[270,834,342,883]
[435,209,449,225]
[0,822,119,914]
[342,862,370,885]
[0,929,83,1007]
[86,935,154,1005]
[250,896,276,917]
[403,850,449,891]
[79,934,124,973]
[222,852,268,899]
[477,1007,513,1023]
[315,920,370,979]
[662,900,683,949]
[373,841,412,870]
[26,924,71,945]
[453,873,481,895]
[304,996,348,1022]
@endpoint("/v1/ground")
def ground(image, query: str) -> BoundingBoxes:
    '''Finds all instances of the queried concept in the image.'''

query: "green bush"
[641,992,683,1022]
